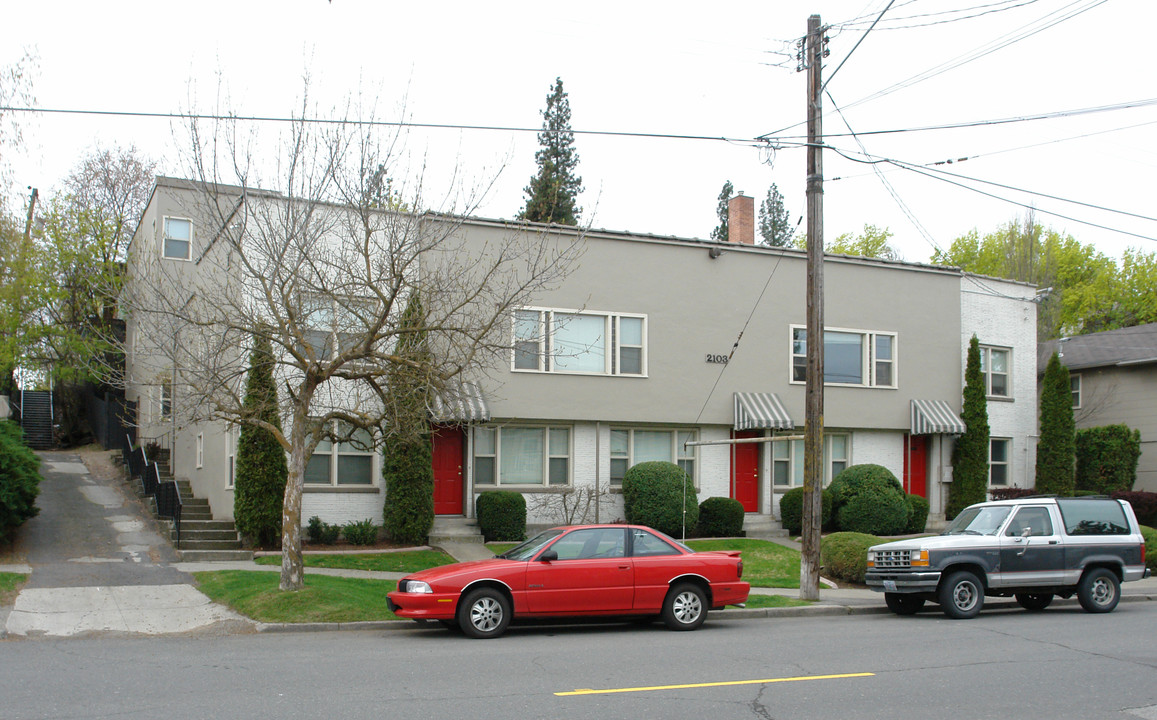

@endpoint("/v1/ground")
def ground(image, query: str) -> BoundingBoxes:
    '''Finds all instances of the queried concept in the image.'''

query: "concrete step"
[182,519,240,531]
[177,549,254,562]
[743,514,789,539]
[173,528,240,542]
[178,538,244,551]
[429,517,484,545]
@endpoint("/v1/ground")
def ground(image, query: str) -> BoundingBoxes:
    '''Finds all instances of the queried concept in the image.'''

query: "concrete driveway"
[2,451,250,638]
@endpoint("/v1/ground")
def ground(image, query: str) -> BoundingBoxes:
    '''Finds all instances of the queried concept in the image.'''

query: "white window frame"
[304,422,378,487]
[1070,373,1082,409]
[196,433,204,469]
[989,437,1011,486]
[790,326,897,388]
[511,308,647,377]
[771,433,851,490]
[608,427,698,488]
[979,345,1011,398]
[162,216,192,260]
[472,425,572,488]
[300,294,379,361]
[160,379,172,421]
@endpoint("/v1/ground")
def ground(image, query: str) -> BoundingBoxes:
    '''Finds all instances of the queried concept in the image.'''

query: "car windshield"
[943,506,1012,536]
[497,528,566,560]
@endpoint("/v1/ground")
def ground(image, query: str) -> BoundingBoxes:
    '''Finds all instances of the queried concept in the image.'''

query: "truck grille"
[874,549,911,569]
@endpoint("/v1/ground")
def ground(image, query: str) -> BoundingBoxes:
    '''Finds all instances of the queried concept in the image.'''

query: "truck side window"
[1005,507,1053,537]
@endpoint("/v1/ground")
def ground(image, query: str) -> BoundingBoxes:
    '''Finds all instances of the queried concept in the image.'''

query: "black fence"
[87,388,135,450]
[122,433,183,548]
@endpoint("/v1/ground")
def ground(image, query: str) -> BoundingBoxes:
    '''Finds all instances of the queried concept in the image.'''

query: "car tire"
[1015,593,1053,611]
[939,570,984,619]
[885,593,925,615]
[662,583,708,631]
[458,587,511,639]
[1077,568,1120,614]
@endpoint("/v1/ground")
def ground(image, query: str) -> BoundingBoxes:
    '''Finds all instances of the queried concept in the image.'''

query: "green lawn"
[253,550,456,574]
[0,572,29,606]
[739,594,811,609]
[686,538,801,588]
[194,571,399,623]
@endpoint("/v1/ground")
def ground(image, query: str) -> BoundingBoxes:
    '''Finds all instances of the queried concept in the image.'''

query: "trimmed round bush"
[829,464,910,536]
[697,497,745,537]
[778,487,833,535]
[475,491,526,542]
[622,461,699,538]
[820,531,881,584]
[905,494,930,534]
[1076,424,1141,495]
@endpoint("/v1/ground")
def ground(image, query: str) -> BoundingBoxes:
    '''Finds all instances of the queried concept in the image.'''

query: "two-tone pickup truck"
[865,496,1151,619]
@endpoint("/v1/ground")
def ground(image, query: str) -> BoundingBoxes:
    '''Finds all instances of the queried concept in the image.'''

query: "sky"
[3,0,1155,264]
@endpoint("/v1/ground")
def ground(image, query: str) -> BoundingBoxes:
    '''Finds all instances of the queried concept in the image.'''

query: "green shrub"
[948,336,991,518]
[382,433,434,545]
[1141,526,1156,575]
[622,461,699,538]
[1035,352,1075,496]
[820,532,881,584]
[991,487,1037,501]
[343,518,379,546]
[778,487,832,535]
[233,333,288,549]
[697,497,745,537]
[905,494,930,534]
[829,464,909,536]
[476,491,526,542]
[1115,491,1157,527]
[306,516,341,545]
[1076,425,1141,495]
[0,420,40,541]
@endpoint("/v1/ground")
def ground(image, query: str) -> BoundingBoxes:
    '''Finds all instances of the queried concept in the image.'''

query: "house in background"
[1038,322,1157,492]
[123,181,1039,535]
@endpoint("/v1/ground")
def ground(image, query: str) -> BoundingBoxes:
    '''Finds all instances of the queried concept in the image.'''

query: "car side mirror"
[1021,527,1032,538]
[538,550,558,562]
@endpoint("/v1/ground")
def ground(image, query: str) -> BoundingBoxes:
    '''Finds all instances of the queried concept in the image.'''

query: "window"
[226,425,239,488]
[1056,498,1130,536]
[1070,374,1081,409]
[305,423,375,486]
[631,527,681,557]
[300,295,379,360]
[1005,507,1053,537]
[160,380,172,420]
[608,428,697,487]
[196,433,204,469]
[512,308,646,376]
[979,345,1010,397]
[988,438,1010,486]
[791,327,897,387]
[473,425,571,487]
[163,217,192,260]
[549,528,626,560]
[772,433,851,488]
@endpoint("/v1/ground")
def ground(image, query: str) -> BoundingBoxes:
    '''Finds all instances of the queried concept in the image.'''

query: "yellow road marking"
[556,672,874,696]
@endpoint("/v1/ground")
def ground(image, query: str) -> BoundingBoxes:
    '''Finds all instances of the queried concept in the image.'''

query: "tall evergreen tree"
[947,335,990,518]
[1036,352,1075,495]
[710,181,734,242]
[520,77,583,225]
[382,292,435,544]
[758,184,793,247]
[234,332,288,548]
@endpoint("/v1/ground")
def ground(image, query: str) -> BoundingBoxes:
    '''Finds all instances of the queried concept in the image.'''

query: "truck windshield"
[943,506,1011,536]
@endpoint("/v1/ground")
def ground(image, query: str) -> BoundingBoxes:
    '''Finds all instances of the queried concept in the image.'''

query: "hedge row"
[0,421,40,541]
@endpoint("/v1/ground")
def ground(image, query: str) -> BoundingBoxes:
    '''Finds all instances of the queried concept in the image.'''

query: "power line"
[821,0,897,94]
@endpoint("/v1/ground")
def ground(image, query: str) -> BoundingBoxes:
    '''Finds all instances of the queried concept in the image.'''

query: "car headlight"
[401,580,432,594]
[910,549,929,567]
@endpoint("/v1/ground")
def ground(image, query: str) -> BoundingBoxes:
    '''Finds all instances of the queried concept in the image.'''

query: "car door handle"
[1048,540,1058,545]
[618,565,630,570]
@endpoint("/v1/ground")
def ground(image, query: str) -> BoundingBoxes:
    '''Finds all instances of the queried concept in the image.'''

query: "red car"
[387,524,750,638]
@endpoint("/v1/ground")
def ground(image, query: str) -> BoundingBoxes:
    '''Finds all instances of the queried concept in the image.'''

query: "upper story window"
[160,378,173,420]
[1070,374,1081,409]
[609,428,697,487]
[979,345,1010,398]
[300,296,378,360]
[513,308,646,376]
[163,217,192,260]
[791,327,897,388]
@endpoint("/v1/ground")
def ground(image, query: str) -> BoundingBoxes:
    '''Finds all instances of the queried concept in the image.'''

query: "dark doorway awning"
[734,392,794,431]
[431,381,490,423]
[910,399,965,435]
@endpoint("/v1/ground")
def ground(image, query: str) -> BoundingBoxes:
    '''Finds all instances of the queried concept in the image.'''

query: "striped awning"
[734,392,794,431]
[431,381,490,423]
[910,399,965,435]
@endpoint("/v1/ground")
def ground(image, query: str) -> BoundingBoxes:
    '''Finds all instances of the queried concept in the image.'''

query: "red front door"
[432,426,464,515]
[904,434,929,498]
[731,430,760,512]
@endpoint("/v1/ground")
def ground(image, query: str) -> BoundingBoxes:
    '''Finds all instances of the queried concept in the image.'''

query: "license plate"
[883,580,898,592]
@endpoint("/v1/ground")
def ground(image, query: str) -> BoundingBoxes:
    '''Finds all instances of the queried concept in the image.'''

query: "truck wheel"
[1077,568,1120,613]
[1015,593,1053,611]
[885,593,925,615]
[939,570,984,619]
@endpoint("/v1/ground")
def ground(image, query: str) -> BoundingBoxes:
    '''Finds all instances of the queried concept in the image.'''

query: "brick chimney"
[728,192,755,244]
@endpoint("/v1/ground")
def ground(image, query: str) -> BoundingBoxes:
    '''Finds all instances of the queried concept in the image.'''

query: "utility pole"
[800,14,826,601]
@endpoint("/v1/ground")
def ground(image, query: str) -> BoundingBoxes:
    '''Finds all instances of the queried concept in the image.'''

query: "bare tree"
[527,485,615,526]
[118,93,580,590]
